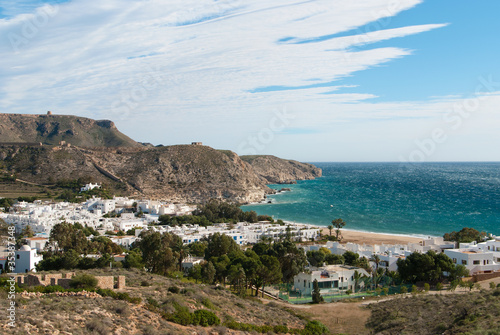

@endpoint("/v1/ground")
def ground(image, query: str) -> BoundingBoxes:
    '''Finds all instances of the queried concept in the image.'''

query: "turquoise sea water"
[241,162,500,237]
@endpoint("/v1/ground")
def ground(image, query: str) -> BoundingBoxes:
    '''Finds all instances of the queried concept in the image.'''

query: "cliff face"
[241,155,322,184]
[0,113,141,148]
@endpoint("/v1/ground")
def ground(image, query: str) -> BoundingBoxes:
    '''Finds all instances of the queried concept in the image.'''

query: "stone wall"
[15,272,125,290]
[473,271,500,282]
[95,276,114,290]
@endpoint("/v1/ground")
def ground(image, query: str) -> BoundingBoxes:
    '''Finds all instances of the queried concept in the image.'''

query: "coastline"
[323,228,428,246]
[281,220,433,245]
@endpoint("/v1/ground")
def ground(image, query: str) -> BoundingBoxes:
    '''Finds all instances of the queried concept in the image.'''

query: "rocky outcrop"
[241,155,322,184]
[0,113,141,147]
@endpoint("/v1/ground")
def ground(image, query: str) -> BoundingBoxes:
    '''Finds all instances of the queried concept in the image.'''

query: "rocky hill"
[0,145,320,203]
[0,113,321,203]
[0,113,141,147]
[241,155,322,184]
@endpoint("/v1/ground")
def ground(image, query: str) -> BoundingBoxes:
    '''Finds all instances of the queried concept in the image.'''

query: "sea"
[241,162,500,237]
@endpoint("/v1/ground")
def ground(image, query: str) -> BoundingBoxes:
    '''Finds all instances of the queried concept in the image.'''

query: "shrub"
[86,318,110,335]
[302,320,329,335]
[41,285,66,293]
[201,297,218,310]
[192,309,220,326]
[69,274,98,290]
[168,286,180,294]
[274,324,289,333]
[114,302,131,317]
[169,303,192,326]
[147,297,159,308]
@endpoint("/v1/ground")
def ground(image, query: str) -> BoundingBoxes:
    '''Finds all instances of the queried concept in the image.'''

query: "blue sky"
[1,0,499,162]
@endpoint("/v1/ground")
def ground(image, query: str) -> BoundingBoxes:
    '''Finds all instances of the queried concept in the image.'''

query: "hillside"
[0,113,141,148]
[0,268,314,335]
[241,155,322,184]
[0,113,322,203]
[0,145,321,203]
[366,289,500,334]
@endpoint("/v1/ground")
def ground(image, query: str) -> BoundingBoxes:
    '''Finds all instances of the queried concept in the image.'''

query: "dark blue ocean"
[241,162,500,237]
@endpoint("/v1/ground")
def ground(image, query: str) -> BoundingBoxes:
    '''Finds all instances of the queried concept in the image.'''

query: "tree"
[204,233,239,260]
[269,240,307,283]
[20,225,34,238]
[49,222,91,254]
[61,249,81,269]
[172,239,190,271]
[189,264,203,283]
[188,241,207,257]
[138,230,178,275]
[343,251,359,266]
[325,253,344,265]
[306,250,326,267]
[327,225,333,237]
[123,249,144,269]
[227,264,246,296]
[370,255,381,273]
[353,270,361,293]
[255,255,282,297]
[202,261,216,284]
[443,227,487,244]
[397,250,454,284]
[449,264,469,281]
[312,279,324,304]
[331,218,346,241]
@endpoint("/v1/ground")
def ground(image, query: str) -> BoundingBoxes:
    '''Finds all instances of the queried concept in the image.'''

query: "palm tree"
[331,218,346,241]
[370,254,381,288]
[327,225,333,236]
[353,270,361,293]
[172,240,190,271]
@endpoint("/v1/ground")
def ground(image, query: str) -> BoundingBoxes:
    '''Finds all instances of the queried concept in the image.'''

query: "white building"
[80,183,101,192]
[0,245,43,273]
[444,237,500,275]
[293,265,370,296]
[109,235,138,248]
[24,237,50,252]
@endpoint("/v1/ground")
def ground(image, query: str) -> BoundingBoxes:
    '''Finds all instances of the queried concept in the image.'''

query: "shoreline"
[284,221,430,245]
[323,228,428,246]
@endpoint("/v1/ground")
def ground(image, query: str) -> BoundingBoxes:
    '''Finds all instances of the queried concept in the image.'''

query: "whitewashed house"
[80,183,101,192]
[293,265,370,296]
[444,247,500,275]
[25,237,49,252]
[1,245,44,273]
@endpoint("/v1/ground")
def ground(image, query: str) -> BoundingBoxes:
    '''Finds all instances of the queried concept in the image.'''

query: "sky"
[0,0,499,162]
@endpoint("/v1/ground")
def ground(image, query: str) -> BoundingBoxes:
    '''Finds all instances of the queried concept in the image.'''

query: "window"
[462,260,467,265]
[317,281,333,289]
[473,260,480,265]
[453,258,457,264]
[17,255,20,259]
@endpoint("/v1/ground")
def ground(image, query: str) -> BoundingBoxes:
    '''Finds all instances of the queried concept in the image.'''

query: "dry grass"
[2,268,310,334]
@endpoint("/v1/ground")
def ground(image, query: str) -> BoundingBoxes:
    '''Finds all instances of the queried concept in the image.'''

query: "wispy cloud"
[2,0,494,161]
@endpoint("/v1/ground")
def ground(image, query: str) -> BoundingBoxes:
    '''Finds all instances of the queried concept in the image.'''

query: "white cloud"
[2,0,495,161]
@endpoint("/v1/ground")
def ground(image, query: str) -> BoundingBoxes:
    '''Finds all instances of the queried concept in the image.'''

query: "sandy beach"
[321,228,426,246]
